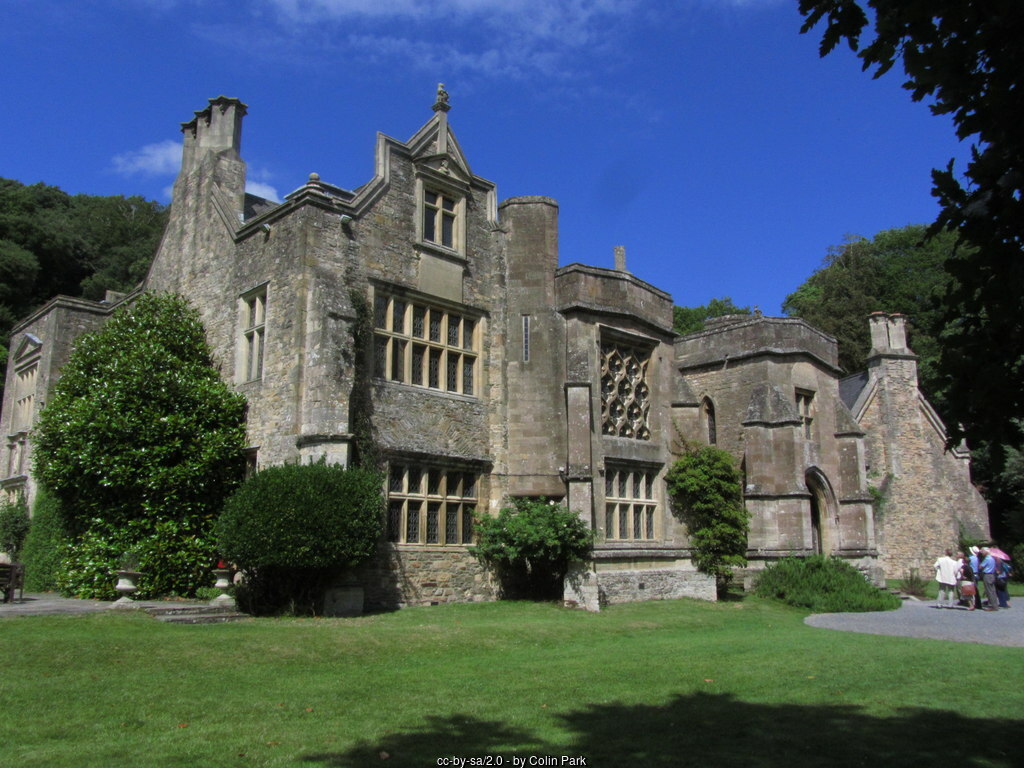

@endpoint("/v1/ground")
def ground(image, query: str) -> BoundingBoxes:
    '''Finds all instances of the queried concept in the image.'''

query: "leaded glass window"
[604,465,659,541]
[386,462,479,545]
[372,292,478,396]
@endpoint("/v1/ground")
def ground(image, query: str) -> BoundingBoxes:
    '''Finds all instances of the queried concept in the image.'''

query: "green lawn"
[2,596,1020,768]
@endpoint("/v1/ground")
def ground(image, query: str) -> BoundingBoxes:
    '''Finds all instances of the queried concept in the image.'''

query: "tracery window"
[604,465,658,541]
[387,463,477,545]
[373,292,477,396]
[600,341,651,439]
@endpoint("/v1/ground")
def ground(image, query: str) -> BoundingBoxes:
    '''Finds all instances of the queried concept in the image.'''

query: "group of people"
[933,546,1013,611]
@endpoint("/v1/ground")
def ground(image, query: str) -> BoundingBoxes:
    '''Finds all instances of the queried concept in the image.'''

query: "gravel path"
[805,598,1023,647]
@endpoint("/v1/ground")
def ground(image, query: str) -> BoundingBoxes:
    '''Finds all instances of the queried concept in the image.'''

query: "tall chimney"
[614,245,627,272]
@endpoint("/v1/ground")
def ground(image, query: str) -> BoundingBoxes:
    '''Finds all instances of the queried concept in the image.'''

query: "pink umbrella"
[989,546,1012,561]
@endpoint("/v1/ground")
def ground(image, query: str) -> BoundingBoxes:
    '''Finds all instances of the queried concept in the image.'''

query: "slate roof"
[839,371,870,411]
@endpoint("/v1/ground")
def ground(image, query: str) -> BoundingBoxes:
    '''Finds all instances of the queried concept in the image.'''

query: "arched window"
[701,398,717,445]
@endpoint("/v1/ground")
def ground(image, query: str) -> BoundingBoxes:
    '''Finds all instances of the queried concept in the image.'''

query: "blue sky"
[2,0,969,314]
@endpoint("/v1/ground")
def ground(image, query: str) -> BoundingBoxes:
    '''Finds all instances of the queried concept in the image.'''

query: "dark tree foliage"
[798,1,1024,451]
[33,293,247,597]
[782,225,957,397]
[673,297,751,336]
[0,178,166,375]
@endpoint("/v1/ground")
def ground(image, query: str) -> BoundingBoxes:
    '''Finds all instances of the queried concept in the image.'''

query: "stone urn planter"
[209,567,236,609]
[111,570,142,608]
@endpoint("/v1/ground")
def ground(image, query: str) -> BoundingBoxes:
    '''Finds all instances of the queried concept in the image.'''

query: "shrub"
[215,462,384,615]
[32,292,247,597]
[0,495,30,559]
[471,498,593,600]
[665,445,749,597]
[754,556,901,613]
[21,488,69,592]
[897,568,929,598]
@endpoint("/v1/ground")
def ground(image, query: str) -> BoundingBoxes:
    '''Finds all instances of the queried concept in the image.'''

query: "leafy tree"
[673,297,751,336]
[33,292,247,597]
[782,225,957,395]
[665,445,749,597]
[471,498,593,600]
[0,178,166,380]
[797,1,1024,451]
[216,462,385,615]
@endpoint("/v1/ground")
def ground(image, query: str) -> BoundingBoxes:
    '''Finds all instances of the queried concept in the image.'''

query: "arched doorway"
[805,468,838,555]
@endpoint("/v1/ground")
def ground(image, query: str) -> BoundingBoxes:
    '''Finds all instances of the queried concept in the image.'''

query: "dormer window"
[423,190,457,249]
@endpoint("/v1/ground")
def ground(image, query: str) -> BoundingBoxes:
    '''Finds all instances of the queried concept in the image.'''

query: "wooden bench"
[0,563,25,603]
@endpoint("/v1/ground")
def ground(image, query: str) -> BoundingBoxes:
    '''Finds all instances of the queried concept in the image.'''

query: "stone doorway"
[806,468,838,555]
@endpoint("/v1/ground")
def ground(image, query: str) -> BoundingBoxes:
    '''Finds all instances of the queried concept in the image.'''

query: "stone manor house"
[0,94,989,608]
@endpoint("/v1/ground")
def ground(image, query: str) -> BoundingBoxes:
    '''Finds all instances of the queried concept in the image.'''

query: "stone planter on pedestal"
[209,567,236,609]
[111,570,142,609]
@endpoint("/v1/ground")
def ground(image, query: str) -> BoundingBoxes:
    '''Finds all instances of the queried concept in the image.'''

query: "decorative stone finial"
[433,83,451,112]
[308,172,321,184]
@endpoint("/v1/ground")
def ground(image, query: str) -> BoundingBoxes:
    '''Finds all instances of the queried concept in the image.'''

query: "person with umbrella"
[990,546,1013,609]
[978,547,1000,611]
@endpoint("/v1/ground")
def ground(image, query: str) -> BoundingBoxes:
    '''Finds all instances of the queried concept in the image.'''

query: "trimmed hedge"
[215,462,384,614]
[754,555,900,613]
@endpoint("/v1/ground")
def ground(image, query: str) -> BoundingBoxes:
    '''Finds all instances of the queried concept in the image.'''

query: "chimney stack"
[614,245,627,272]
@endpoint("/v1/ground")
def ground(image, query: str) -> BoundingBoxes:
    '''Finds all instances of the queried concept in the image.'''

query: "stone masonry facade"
[0,94,988,607]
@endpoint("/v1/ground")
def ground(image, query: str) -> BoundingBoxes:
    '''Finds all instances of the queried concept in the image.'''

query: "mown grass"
[2,596,1021,767]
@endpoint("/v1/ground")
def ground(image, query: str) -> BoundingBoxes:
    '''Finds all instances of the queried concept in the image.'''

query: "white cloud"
[111,139,182,176]
[256,0,638,76]
[246,181,281,202]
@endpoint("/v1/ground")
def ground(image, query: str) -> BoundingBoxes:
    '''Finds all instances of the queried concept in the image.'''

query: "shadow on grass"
[302,692,1019,767]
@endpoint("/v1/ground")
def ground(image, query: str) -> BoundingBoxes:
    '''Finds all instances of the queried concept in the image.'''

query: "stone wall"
[359,546,496,609]
[593,558,716,605]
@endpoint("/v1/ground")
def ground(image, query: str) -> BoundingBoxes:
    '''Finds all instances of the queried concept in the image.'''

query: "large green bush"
[665,445,749,597]
[20,488,69,592]
[754,556,901,613]
[471,498,593,600]
[33,292,248,597]
[0,495,29,559]
[215,462,384,614]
